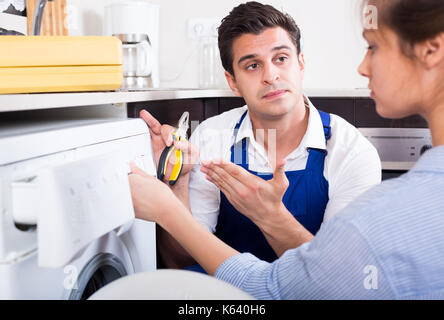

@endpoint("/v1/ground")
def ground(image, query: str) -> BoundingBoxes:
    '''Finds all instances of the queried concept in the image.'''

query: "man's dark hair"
[218,1,302,76]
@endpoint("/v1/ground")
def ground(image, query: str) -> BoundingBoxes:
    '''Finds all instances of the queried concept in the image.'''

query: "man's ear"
[298,52,305,71]
[298,52,305,79]
[298,52,305,74]
[416,33,444,69]
[224,71,242,97]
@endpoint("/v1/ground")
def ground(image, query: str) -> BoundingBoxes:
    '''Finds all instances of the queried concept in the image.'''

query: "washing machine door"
[63,230,135,300]
[69,252,128,300]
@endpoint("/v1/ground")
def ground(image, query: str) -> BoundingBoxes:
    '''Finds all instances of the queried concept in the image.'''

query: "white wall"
[65,0,368,90]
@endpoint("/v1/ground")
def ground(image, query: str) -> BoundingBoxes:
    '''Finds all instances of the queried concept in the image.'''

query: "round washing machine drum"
[69,253,128,300]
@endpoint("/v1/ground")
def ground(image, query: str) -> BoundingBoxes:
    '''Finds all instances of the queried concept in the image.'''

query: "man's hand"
[139,110,199,182]
[201,159,314,255]
[201,159,289,227]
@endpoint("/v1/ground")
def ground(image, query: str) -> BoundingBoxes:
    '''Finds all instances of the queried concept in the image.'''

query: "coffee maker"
[104,1,160,89]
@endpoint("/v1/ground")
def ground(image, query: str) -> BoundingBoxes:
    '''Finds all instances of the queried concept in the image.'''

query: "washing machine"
[0,118,157,299]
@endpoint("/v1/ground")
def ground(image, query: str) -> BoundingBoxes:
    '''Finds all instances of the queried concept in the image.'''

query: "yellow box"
[0,36,123,94]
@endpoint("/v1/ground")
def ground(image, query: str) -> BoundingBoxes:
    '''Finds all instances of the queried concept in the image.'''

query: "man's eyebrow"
[237,45,292,66]
[237,54,257,66]
[272,45,291,52]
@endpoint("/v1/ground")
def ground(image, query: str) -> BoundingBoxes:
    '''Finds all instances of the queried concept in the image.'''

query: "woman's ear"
[224,71,242,97]
[416,33,444,69]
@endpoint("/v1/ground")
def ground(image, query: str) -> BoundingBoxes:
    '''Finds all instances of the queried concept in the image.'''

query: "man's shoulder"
[327,112,375,153]
[322,112,381,177]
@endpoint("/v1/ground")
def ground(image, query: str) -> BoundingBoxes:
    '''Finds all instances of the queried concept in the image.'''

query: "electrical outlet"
[187,18,220,39]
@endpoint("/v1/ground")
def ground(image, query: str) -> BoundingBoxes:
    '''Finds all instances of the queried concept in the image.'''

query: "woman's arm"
[129,171,239,275]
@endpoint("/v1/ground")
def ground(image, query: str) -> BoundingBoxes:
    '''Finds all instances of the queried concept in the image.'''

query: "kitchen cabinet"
[218,97,247,114]
[130,99,206,138]
[310,98,355,125]
[355,98,428,128]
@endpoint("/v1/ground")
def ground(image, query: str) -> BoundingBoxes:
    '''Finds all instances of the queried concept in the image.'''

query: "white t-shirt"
[189,97,382,233]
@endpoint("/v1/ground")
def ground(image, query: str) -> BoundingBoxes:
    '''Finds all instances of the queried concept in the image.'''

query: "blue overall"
[184,109,331,272]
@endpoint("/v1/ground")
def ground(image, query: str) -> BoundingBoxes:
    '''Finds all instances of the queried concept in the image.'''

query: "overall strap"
[231,109,332,169]
[317,109,332,142]
[306,109,332,170]
[231,111,249,167]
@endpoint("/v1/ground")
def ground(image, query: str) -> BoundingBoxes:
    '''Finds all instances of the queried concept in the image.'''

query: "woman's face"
[358,27,424,119]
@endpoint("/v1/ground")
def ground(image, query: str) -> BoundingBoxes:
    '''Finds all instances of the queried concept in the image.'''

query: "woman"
[129,0,444,299]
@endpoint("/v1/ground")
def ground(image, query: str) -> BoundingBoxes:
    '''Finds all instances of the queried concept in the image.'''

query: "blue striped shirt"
[215,145,444,299]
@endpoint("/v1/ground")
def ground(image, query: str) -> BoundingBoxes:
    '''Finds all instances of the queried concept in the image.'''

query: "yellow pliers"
[157,111,190,186]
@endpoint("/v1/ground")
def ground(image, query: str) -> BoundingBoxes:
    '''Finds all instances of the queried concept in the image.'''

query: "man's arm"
[323,145,381,222]
[202,159,313,256]
[258,204,314,257]
[200,139,381,256]
[138,110,198,268]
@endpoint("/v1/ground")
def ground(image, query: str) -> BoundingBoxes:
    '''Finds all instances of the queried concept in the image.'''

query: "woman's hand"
[129,162,239,275]
[128,163,182,224]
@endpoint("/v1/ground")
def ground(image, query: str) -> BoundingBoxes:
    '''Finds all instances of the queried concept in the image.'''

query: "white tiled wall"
[65,0,368,90]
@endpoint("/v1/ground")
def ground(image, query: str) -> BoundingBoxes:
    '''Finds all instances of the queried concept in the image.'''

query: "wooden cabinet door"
[131,99,205,138]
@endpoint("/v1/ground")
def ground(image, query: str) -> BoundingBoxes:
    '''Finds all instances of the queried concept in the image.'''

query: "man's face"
[225,27,305,120]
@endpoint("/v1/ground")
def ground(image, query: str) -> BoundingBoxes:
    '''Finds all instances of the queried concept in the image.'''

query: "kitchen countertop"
[0,88,370,113]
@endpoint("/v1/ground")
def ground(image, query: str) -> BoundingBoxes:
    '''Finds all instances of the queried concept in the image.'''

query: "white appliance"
[359,127,432,181]
[359,128,433,170]
[104,1,160,88]
[0,118,157,299]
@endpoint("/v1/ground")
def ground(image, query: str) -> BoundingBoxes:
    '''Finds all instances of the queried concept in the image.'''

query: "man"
[145,1,381,269]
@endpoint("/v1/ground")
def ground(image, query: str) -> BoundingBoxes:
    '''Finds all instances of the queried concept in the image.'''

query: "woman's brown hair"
[365,0,444,55]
